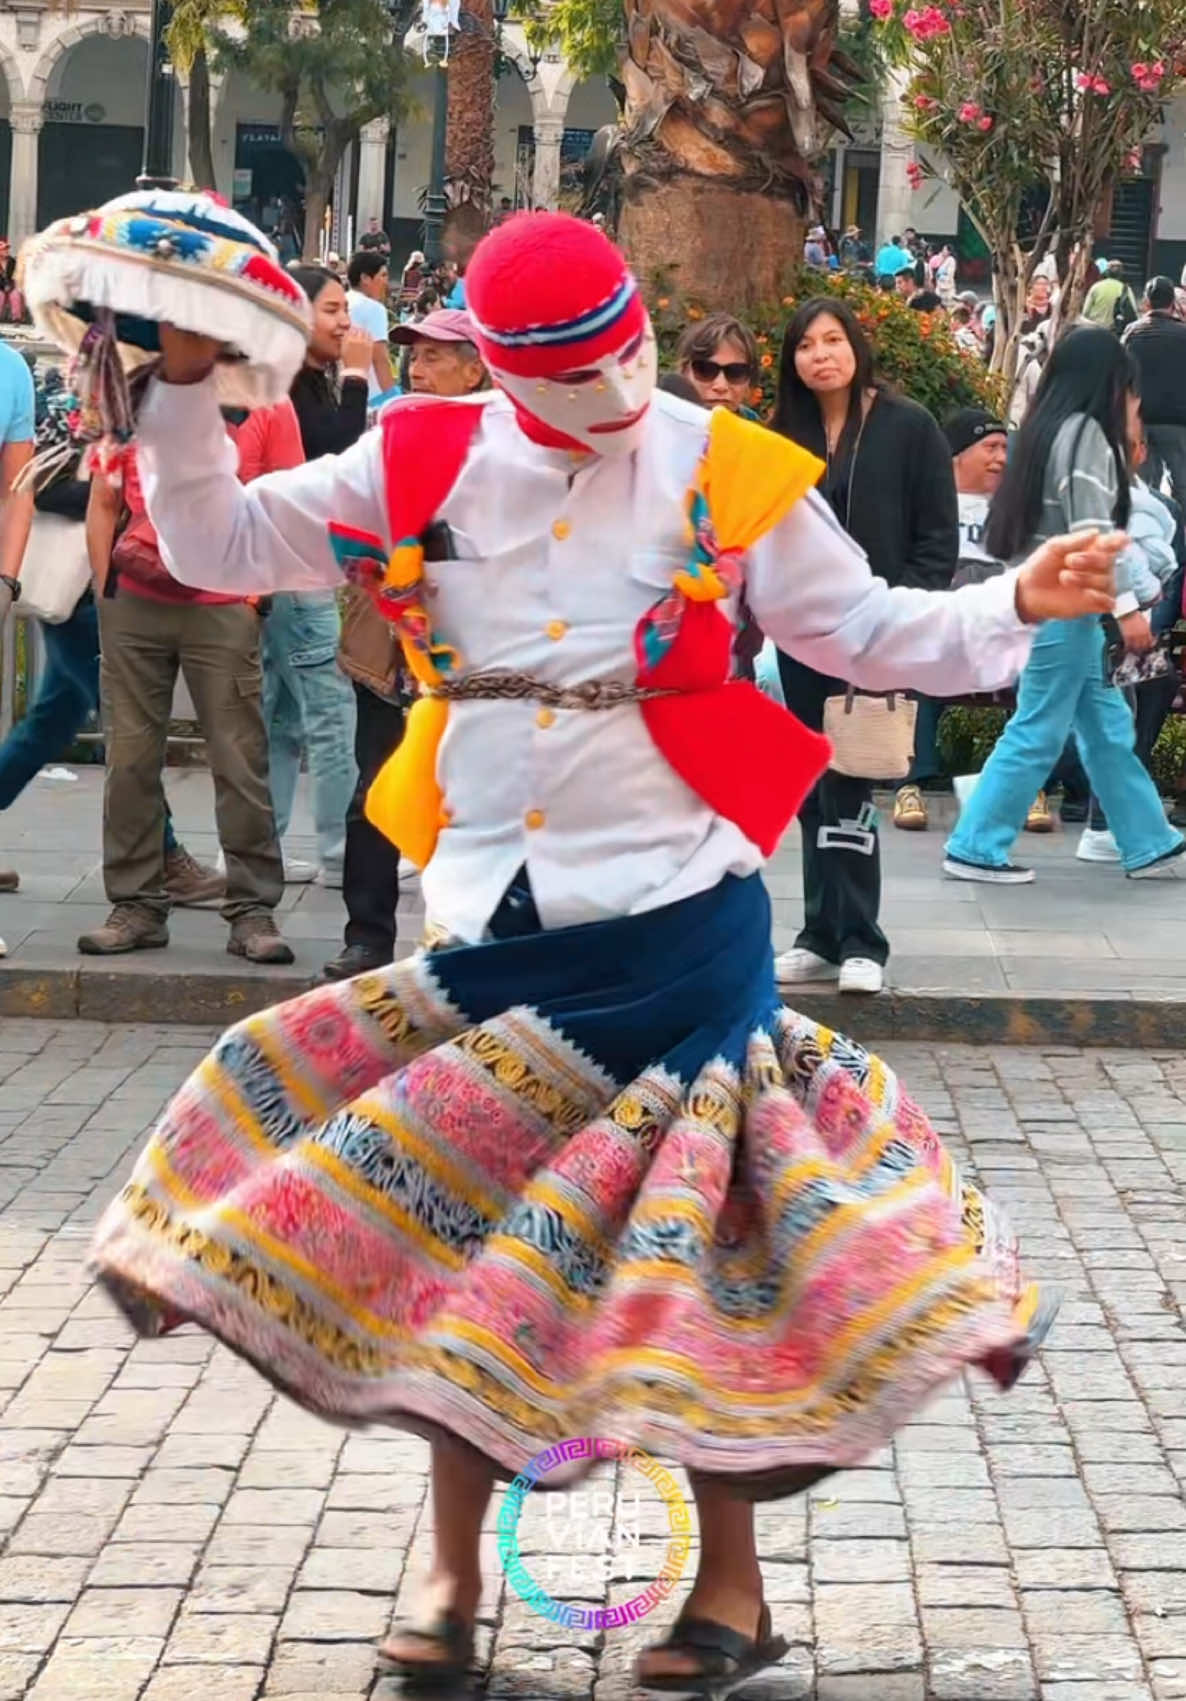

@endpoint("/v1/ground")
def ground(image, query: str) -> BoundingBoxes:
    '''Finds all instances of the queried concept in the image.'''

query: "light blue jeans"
[946,616,1184,873]
[261,592,358,875]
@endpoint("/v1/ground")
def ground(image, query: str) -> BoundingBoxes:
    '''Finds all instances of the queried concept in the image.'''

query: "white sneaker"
[839,957,884,995]
[1128,845,1186,880]
[1076,827,1120,863]
[317,865,344,890]
[774,947,840,987]
[283,857,318,885]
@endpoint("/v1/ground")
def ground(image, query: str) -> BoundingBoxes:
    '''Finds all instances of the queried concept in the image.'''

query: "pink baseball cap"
[390,308,478,345]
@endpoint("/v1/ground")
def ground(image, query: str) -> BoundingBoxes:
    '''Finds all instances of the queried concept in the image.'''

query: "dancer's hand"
[1014,529,1124,625]
[1119,609,1154,653]
[158,324,224,385]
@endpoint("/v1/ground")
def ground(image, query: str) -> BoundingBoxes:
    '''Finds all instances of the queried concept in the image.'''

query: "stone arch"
[28,10,150,109]
[0,35,24,111]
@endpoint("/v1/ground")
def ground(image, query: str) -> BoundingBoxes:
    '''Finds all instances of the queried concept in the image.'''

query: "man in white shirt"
[946,407,1007,582]
[346,249,397,401]
[102,211,1120,1699]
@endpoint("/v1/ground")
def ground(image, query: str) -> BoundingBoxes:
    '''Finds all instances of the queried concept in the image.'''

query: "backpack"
[1113,288,1137,336]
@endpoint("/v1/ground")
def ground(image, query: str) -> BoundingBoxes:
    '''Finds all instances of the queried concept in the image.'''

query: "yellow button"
[536,707,556,729]
[525,809,546,831]
[552,519,572,541]
[546,619,569,641]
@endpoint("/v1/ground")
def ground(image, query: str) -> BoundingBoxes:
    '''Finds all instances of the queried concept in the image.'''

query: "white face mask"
[491,320,658,456]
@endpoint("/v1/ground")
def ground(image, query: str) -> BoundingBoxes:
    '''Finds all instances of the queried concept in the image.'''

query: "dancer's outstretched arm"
[747,486,1122,698]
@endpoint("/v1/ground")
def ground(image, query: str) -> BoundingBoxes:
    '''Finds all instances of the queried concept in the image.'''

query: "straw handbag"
[823,688,918,780]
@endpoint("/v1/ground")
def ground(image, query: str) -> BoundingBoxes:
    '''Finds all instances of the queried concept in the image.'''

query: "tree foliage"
[175,0,417,256]
[874,0,1186,378]
[522,0,625,81]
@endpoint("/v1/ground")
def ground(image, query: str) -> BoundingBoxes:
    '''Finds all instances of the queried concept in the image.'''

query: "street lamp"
[138,0,178,190]
[423,55,449,267]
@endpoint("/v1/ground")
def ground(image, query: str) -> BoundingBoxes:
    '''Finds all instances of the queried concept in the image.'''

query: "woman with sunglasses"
[676,313,761,417]
[771,297,959,995]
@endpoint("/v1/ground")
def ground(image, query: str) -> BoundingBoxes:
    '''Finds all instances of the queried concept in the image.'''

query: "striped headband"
[469,273,639,351]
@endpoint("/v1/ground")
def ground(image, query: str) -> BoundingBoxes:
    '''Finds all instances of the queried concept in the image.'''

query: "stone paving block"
[8,1510,120,1555]
[162,1610,278,1665]
[278,1589,396,1643]
[220,1489,325,1526]
[811,1539,911,1583]
[64,1585,182,1639]
[88,1543,203,1589]
[297,1546,404,1595]
[917,1564,1018,1609]
[190,1564,296,1615]
[111,1501,221,1544]
[0,1600,70,1652]
[238,1451,337,1490]
[1031,1637,1146,1684]
[1150,1657,1186,1698]
[909,1521,1010,1566]
[131,1467,235,1507]
[1013,1549,1117,1590]
[816,1678,923,1701]
[0,1654,40,1700]
[1021,1588,1129,1637]
[1040,1686,1154,1701]
[263,1639,382,1693]
[1135,1616,1186,1661]
[1096,1496,1186,1534]
[25,1635,163,1701]
[141,1668,266,1701]
[926,1648,1037,1699]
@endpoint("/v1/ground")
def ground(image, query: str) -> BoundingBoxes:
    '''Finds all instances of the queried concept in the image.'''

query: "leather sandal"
[634,1601,789,1697]
[375,1608,475,1687]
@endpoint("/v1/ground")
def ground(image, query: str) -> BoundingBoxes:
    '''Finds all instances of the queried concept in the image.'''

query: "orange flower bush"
[650,270,1005,422]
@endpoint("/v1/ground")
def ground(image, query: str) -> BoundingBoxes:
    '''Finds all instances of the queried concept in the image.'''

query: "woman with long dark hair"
[256,265,369,885]
[772,297,958,994]
[945,325,1185,882]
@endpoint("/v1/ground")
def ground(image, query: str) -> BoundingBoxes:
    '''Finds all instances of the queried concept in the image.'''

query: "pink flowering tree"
[873,0,1186,379]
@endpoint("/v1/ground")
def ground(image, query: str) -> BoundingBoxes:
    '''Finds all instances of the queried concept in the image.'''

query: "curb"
[1,963,1181,1047]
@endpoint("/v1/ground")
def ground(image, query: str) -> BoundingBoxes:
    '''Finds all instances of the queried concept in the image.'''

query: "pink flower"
[1094,75,1111,93]
[977,114,994,131]
[870,0,893,18]
[903,4,950,38]
[1076,71,1111,94]
[1131,61,1149,78]
[1152,60,1167,76]
[914,94,939,110]
[958,100,982,121]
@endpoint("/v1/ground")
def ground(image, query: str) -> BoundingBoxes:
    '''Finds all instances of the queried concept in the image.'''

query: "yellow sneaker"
[893,784,928,831]
[1025,791,1054,833]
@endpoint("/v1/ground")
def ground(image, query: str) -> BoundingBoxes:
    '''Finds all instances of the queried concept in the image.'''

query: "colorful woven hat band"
[465,212,648,379]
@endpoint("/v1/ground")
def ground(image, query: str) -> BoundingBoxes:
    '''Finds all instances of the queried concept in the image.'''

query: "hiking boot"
[323,942,390,981]
[893,784,928,830]
[164,846,226,908]
[1024,791,1054,833]
[227,913,295,965]
[0,869,17,893]
[78,903,169,955]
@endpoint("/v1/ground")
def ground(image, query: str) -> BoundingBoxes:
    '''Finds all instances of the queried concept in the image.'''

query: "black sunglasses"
[690,358,752,384]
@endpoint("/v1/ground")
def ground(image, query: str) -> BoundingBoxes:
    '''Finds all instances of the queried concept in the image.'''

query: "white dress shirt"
[137,381,1035,943]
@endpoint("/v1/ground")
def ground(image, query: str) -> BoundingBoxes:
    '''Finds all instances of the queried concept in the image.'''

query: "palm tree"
[444,0,497,257]
[166,0,236,189]
[618,0,857,307]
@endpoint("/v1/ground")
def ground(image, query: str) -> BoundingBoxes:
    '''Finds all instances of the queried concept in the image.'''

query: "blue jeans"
[946,617,1183,873]
[0,597,99,809]
[261,592,357,874]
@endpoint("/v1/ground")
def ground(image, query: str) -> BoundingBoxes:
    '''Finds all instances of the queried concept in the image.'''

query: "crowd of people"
[2,221,1184,1006]
[0,238,489,974]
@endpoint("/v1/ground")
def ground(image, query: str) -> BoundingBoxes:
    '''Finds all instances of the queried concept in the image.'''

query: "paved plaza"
[4,771,1186,1039]
[0,1021,1181,1698]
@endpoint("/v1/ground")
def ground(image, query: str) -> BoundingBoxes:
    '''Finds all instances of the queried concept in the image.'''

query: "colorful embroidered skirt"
[91,874,1053,1492]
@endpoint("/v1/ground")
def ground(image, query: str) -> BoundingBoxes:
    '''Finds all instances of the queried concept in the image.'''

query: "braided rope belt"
[426,669,677,710]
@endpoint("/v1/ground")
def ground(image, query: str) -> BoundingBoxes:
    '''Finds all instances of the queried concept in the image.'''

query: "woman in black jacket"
[772,297,958,995]
[287,265,373,458]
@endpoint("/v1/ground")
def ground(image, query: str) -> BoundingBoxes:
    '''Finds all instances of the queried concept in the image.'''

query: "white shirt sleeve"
[349,293,390,342]
[745,487,1034,694]
[136,374,387,594]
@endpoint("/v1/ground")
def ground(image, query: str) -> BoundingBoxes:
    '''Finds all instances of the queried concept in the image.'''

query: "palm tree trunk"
[444,0,495,259]
[619,0,853,310]
[186,46,216,190]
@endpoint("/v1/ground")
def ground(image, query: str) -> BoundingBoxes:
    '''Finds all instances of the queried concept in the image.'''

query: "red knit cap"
[466,212,647,378]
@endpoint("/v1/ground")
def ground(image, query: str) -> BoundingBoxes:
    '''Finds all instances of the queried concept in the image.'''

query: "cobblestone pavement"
[0,1021,1184,1701]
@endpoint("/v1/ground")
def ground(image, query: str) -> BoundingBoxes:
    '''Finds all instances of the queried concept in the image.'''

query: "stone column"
[9,102,43,250]
[356,117,390,230]
[531,114,564,212]
[875,68,917,249]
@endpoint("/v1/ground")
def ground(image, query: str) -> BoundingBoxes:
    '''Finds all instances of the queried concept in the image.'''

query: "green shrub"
[648,269,1006,422]
[1151,714,1186,798]
[936,705,1009,774]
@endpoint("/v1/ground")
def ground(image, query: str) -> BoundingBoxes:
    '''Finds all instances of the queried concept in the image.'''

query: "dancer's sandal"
[375,1608,475,1687]
[634,1602,789,1697]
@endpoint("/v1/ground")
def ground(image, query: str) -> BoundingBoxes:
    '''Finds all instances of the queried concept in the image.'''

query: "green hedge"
[938,703,1186,797]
